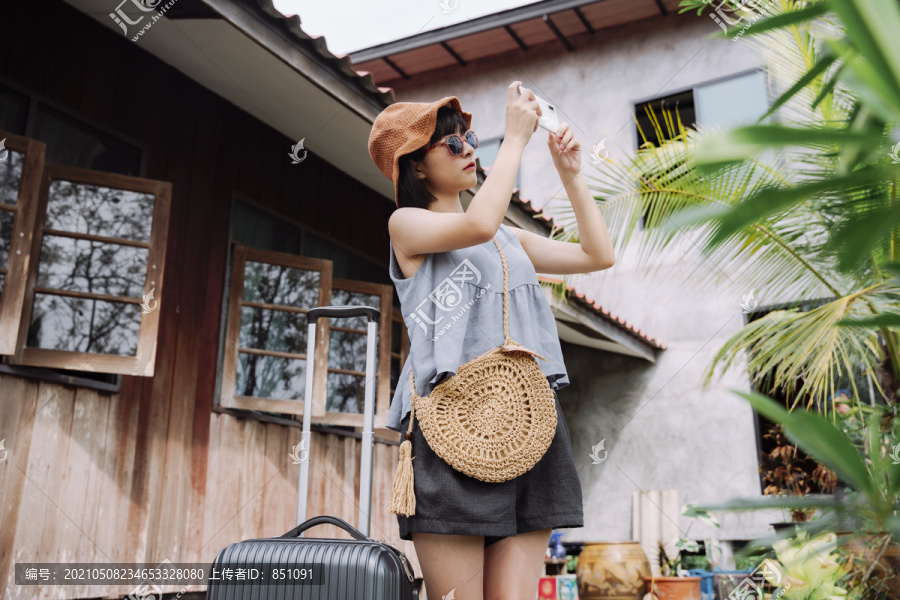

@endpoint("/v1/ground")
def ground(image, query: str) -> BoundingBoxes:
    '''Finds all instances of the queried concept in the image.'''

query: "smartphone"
[517,84,560,133]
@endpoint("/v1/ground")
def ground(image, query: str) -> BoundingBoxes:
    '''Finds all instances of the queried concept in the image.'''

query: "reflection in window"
[325,288,381,413]
[235,261,321,400]
[0,149,25,297]
[26,178,157,355]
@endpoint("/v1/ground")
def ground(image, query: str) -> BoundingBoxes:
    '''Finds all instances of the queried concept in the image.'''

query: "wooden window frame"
[11,162,171,376]
[220,244,333,415]
[0,132,45,355]
[322,277,394,429]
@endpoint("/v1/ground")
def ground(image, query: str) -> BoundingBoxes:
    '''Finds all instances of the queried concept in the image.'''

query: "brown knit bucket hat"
[368,96,473,205]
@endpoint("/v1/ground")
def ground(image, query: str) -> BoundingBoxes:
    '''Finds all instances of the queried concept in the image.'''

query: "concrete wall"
[384,11,784,549]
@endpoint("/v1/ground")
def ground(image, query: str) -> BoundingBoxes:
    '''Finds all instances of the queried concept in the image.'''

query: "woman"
[368,81,615,600]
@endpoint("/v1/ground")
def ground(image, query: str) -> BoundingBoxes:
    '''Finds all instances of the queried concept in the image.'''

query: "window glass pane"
[239,306,308,354]
[33,104,141,176]
[694,71,769,130]
[0,149,24,207]
[236,353,306,400]
[242,261,320,308]
[325,288,382,413]
[36,235,148,296]
[0,210,13,269]
[45,180,155,241]
[326,372,365,413]
[232,200,300,253]
[475,138,501,169]
[0,83,29,135]
[26,294,140,355]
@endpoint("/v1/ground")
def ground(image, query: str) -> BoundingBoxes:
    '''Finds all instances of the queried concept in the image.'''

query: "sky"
[271,0,541,56]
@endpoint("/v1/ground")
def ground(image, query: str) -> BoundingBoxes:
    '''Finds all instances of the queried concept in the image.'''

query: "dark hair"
[396,106,469,209]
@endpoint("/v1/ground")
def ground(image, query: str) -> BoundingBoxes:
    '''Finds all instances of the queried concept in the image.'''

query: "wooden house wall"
[0,2,412,598]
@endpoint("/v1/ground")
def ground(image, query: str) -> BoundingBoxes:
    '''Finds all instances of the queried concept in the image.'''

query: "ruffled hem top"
[386,223,569,433]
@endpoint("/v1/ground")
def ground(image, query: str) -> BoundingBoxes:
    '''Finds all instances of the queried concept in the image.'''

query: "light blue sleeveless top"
[386,223,570,433]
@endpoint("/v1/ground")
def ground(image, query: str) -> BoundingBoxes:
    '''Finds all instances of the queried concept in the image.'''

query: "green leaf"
[735,391,876,500]
[833,201,900,272]
[683,502,722,528]
[694,125,879,172]
[826,0,900,102]
[732,3,830,38]
[704,166,895,250]
[761,54,837,120]
[836,314,900,329]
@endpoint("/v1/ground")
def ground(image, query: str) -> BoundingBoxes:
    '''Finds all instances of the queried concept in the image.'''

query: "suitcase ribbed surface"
[207,535,418,600]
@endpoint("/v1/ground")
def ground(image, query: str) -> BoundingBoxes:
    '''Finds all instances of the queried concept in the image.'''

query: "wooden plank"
[186,96,234,566]
[154,72,214,571]
[94,378,138,598]
[27,385,75,571]
[65,388,108,598]
[0,375,39,593]
[261,424,287,537]
[238,418,266,539]
[200,413,225,565]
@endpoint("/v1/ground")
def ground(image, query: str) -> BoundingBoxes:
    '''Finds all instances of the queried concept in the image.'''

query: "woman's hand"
[547,122,581,177]
[505,81,541,148]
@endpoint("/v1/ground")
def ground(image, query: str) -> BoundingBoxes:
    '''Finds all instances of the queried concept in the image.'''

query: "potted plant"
[760,423,838,531]
[761,528,850,599]
[643,504,716,600]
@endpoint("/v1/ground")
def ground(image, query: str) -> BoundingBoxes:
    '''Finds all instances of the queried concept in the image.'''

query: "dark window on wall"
[32,105,142,176]
[0,79,150,391]
[218,197,396,430]
[634,70,769,230]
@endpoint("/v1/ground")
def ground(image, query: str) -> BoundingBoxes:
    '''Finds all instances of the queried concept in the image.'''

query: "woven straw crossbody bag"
[389,236,558,517]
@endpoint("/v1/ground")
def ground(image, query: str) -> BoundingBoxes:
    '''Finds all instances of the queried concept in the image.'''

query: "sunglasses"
[425,130,479,156]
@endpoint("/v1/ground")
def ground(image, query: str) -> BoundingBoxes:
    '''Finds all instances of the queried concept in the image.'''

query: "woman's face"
[416,125,477,197]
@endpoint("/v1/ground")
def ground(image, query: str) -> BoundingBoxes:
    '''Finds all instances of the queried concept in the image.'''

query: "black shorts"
[396,389,584,547]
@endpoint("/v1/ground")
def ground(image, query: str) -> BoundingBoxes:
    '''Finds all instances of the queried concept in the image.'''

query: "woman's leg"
[482,528,552,600]
[412,532,485,600]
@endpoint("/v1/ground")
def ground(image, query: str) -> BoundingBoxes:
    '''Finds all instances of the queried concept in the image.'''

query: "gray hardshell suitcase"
[206,306,421,600]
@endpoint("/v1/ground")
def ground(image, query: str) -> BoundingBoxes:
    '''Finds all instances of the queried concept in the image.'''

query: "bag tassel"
[390,370,418,516]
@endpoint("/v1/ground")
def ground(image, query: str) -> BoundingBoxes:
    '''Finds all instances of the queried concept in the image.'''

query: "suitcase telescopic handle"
[307,306,381,323]
[280,515,370,542]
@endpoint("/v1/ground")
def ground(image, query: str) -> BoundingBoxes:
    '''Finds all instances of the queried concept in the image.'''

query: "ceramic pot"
[575,541,651,600]
[643,576,702,600]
